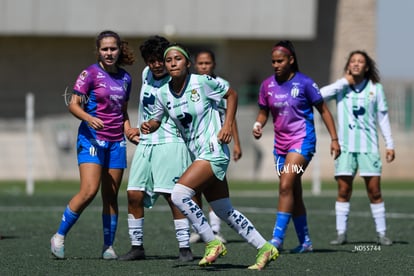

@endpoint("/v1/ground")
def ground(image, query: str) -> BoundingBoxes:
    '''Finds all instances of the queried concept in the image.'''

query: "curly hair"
[139,35,170,63]
[344,50,380,83]
[95,30,135,66]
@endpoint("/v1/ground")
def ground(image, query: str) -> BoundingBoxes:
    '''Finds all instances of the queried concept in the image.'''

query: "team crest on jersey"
[291,84,299,98]
[79,70,88,80]
[190,89,200,102]
[368,91,375,101]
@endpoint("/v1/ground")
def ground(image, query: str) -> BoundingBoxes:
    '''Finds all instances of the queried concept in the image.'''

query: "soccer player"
[252,40,341,253]
[50,30,136,259]
[320,50,395,246]
[141,44,278,271]
[189,49,242,244]
[118,36,194,262]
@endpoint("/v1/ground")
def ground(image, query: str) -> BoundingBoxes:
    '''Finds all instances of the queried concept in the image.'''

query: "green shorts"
[127,142,192,208]
[335,151,382,177]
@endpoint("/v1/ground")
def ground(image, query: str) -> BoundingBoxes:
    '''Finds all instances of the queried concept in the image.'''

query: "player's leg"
[330,151,355,245]
[189,192,203,243]
[51,163,102,259]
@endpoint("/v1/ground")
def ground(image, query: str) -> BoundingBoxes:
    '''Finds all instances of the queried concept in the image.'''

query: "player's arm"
[140,119,161,134]
[122,102,139,144]
[315,101,341,159]
[231,118,242,161]
[252,108,268,140]
[68,93,104,130]
[218,87,238,144]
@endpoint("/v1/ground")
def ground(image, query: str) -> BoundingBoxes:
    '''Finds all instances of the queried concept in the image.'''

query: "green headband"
[163,45,190,60]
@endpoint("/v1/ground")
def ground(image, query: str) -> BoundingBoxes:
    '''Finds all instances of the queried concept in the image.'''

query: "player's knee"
[209,198,232,220]
[171,184,196,207]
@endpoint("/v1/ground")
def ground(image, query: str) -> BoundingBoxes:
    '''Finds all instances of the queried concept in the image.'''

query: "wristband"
[253,121,262,130]
[331,138,338,141]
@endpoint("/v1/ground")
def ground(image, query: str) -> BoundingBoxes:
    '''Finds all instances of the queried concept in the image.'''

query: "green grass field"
[0,180,413,275]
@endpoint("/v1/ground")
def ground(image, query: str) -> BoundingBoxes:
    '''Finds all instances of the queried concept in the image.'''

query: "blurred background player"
[118,35,194,262]
[320,50,395,246]
[189,49,242,244]
[50,30,135,260]
[252,40,340,253]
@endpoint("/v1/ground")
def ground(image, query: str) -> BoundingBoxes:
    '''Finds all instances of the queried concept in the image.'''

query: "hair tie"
[164,45,190,60]
[272,46,292,56]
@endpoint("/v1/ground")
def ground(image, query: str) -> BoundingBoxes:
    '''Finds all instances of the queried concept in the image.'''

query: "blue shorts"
[273,149,313,172]
[77,133,127,169]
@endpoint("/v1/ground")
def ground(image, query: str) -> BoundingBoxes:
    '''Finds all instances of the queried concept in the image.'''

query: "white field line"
[0,205,413,219]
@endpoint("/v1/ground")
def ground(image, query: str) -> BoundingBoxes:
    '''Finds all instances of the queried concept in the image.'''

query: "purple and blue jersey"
[258,72,323,156]
[73,63,132,142]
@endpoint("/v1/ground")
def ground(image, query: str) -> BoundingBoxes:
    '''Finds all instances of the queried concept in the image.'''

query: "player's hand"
[233,144,242,161]
[87,117,104,130]
[331,140,341,160]
[218,125,232,144]
[252,122,262,139]
[125,127,140,144]
[386,149,395,163]
[140,122,152,135]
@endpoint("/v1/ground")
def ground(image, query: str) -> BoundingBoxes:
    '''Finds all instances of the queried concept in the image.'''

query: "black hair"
[273,40,300,72]
[139,35,170,63]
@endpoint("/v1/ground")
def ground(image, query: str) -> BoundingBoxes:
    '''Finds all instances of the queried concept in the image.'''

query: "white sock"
[127,214,144,246]
[335,201,350,235]
[209,210,221,234]
[171,184,215,243]
[370,202,386,236]
[174,218,190,248]
[209,198,266,249]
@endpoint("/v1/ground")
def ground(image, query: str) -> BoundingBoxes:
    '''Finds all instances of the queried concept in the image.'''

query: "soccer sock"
[335,201,350,235]
[370,202,386,236]
[127,214,144,246]
[103,214,118,246]
[57,205,80,236]
[171,184,215,243]
[272,211,292,244]
[209,210,221,234]
[174,218,190,248]
[210,198,266,249]
[293,215,311,245]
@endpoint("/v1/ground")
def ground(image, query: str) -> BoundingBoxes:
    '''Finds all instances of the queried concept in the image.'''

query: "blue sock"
[57,206,80,236]
[103,214,118,246]
[272,212,291,244]
[293,215,311,245]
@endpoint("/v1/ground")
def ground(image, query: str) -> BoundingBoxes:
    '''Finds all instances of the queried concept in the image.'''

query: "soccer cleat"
[269,237,283,250]
[50,234,65,259]
[330,233,347,245]
[248,242,279,270]
[189,232,202,243]
[214,232,227,244]
[178,247,194,262]
[198,239,227,266]
[102,245,118,260]
[377,234,392,246]
[290,241,313,253]
[118,246,146,261]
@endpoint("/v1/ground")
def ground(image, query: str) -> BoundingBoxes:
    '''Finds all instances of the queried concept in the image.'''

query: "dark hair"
[139,35,170,63]
[95,30,135,66]
[344,50,380,83]
[195,49,216,63]
[272,40,300,72]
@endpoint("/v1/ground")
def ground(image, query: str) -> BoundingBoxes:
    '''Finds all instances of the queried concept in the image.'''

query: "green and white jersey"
[153,74,230,160]
[321,78,389,153]
[215,76,229,124]
[138,66,183,145]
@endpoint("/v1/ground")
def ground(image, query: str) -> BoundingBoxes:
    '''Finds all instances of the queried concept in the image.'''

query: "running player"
[118,36,193,262]
[141,43,278,270]
[320,50,395,246]
[252,40,341,253]
[50,30,136,260]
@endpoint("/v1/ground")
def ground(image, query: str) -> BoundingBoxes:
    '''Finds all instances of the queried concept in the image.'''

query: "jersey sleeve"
[257,81,269,110]
[304,78,323,106]
[202,75,229,102]
[376,83,388,112]
[73,69,93,96]
[320,78,349,100]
